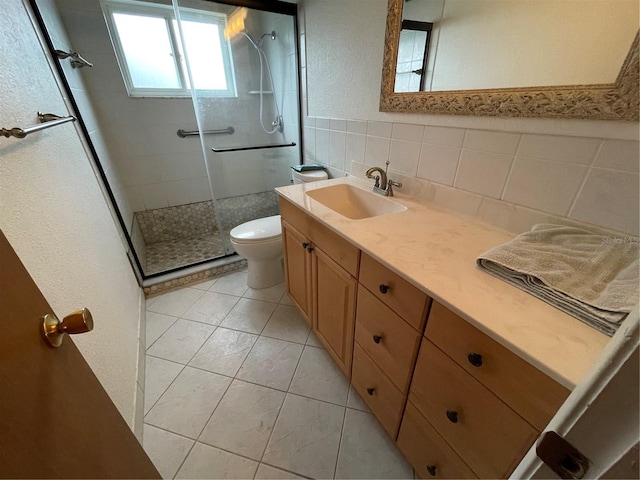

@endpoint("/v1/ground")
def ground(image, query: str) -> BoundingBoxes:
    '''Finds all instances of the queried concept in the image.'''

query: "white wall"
[300,0,640,236]
[0,0,142,429]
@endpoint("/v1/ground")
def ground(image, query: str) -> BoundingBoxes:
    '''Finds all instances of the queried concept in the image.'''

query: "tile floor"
[143,269,414,479]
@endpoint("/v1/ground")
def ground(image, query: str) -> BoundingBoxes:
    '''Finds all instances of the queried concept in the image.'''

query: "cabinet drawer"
[359,253,429,331]
[410,340,538,479]
[279,197,360,277]
[351,342,405,438]
[426,302,570,431]
[355,286,421,393]
[398,402,477,480]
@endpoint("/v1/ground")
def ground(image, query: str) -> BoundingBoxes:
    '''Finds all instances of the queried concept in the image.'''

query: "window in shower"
[102,0,237,97]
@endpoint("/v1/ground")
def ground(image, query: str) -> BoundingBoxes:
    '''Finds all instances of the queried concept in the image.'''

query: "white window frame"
[101,0,237,98]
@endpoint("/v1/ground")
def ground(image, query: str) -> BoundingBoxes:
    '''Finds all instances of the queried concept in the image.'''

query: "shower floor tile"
[145,234,226,275]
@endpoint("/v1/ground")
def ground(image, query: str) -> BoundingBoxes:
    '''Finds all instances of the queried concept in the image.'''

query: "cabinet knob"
[372,334,382,344]
[366,387,375,396]
[302,242,309,249]
[379,284,389,294]
[426,465,437,477]
[306,246,314,252]
[446,410,459,423]
[468,352,483,367]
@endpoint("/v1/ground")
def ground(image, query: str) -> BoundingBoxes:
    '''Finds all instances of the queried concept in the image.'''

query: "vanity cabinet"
[278,195,572,479]
[397,301,571,478]
[352,254,431,437]
[280,198,359,375]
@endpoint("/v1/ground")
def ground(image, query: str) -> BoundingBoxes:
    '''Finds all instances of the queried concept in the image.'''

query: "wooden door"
[0,231,160,478]
[312,247,357,376]
[282,221,311,323]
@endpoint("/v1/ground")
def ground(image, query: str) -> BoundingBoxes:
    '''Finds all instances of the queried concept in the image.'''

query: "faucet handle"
[387,179,402,196]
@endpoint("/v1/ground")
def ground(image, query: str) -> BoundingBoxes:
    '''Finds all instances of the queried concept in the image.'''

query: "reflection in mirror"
[395,20,432,92]
[381,0,639,119]
[394,0,639,93]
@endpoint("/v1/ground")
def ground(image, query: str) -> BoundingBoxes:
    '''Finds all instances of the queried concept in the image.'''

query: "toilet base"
[246,257,284,289]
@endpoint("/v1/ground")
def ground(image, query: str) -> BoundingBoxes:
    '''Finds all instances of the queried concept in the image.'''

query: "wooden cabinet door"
[312,247,357,376]
[282,221,312,323]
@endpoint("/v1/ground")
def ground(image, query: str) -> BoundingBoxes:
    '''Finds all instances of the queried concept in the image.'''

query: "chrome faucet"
[365,161,402,196]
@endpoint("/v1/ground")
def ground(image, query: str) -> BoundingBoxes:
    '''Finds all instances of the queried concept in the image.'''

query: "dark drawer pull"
[468,352,483,367]
[366,387,375,396]
[306,245,314,252]
[302,242,309,249]
[372,334,382,344]
[426,465,437,477]
[446,410,458,423]
[379,284,389,294]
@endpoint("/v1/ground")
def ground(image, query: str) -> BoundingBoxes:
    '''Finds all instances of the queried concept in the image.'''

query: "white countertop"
[276,176,610,389]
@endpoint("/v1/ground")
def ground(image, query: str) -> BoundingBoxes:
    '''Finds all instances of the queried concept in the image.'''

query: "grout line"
[498,133,524,200]
[332,405,348,479]
[451,129,468,186]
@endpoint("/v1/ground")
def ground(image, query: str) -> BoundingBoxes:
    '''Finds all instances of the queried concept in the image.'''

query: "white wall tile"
[455,150,513,198]
[304,116,316,127]
[346,133,366,169]
[316,117,330,129]
[388,139,421,176]
[367,121,393,138]
[329,130,346,171]
[164,180,193,207]
[138,184,169,210]
[392,123,424,142]
[347,120,367,135]
[417,144,461,186]
[315,128,330,165]
[518,134,601,165]
[593,139,640,172]
[303,126,316,161]
[503,157,588,216]
[463,130,521,155]
[330,118,346,131]
[364,136,391,167]
[570,168,639,235]
[423,126,466,147]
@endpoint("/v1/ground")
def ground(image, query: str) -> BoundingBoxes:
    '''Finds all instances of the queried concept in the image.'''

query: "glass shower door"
[174,0,301,255]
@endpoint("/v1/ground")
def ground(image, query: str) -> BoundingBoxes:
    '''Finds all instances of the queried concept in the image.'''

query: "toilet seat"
[230,215,281,244]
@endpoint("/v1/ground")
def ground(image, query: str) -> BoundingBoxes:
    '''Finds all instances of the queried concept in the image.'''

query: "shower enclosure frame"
[28,0,303,284]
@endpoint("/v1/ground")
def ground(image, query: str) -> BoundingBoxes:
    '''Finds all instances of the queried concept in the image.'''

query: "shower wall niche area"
[36,0,300,278]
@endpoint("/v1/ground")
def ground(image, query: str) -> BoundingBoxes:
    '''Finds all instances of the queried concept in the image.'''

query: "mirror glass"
[395,0,639,93]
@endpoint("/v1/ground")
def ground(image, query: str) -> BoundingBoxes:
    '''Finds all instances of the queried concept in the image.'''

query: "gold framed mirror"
[380,0,639,121]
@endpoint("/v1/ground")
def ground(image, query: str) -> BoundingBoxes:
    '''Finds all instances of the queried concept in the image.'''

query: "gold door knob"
[42,308,94,348]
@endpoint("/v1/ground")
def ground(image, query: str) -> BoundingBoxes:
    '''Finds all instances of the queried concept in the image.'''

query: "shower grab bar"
[211,142,296,153]
[177,127,235,138]
[1,112,76,139]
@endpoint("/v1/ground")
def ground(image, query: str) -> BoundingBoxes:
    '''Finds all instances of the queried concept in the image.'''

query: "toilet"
[230,167,328,289]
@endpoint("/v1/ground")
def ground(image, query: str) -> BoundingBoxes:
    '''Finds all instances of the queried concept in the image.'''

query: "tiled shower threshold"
[145,234,226,276]
[142,254,247,297]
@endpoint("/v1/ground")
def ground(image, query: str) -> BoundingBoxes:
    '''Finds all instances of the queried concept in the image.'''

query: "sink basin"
[305,184,407,219]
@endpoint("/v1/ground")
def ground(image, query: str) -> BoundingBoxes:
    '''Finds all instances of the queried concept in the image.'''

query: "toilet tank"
[291,167,328,184]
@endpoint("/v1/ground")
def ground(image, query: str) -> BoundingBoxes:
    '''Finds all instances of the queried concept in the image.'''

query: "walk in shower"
[31,0,301,280]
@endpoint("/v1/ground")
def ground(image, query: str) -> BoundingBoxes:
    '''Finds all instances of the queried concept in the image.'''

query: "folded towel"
[477,224,639,336]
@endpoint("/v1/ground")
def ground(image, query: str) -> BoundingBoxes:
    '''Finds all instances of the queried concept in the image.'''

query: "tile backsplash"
[303,116,639,236]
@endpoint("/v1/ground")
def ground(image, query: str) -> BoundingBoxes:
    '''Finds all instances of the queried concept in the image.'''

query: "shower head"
[257,31,277,47]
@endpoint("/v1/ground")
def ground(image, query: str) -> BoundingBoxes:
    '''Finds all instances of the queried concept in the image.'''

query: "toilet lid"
[230,215,282,243]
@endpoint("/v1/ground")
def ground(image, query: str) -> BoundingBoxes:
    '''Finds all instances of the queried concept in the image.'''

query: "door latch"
[536,431,590,479]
